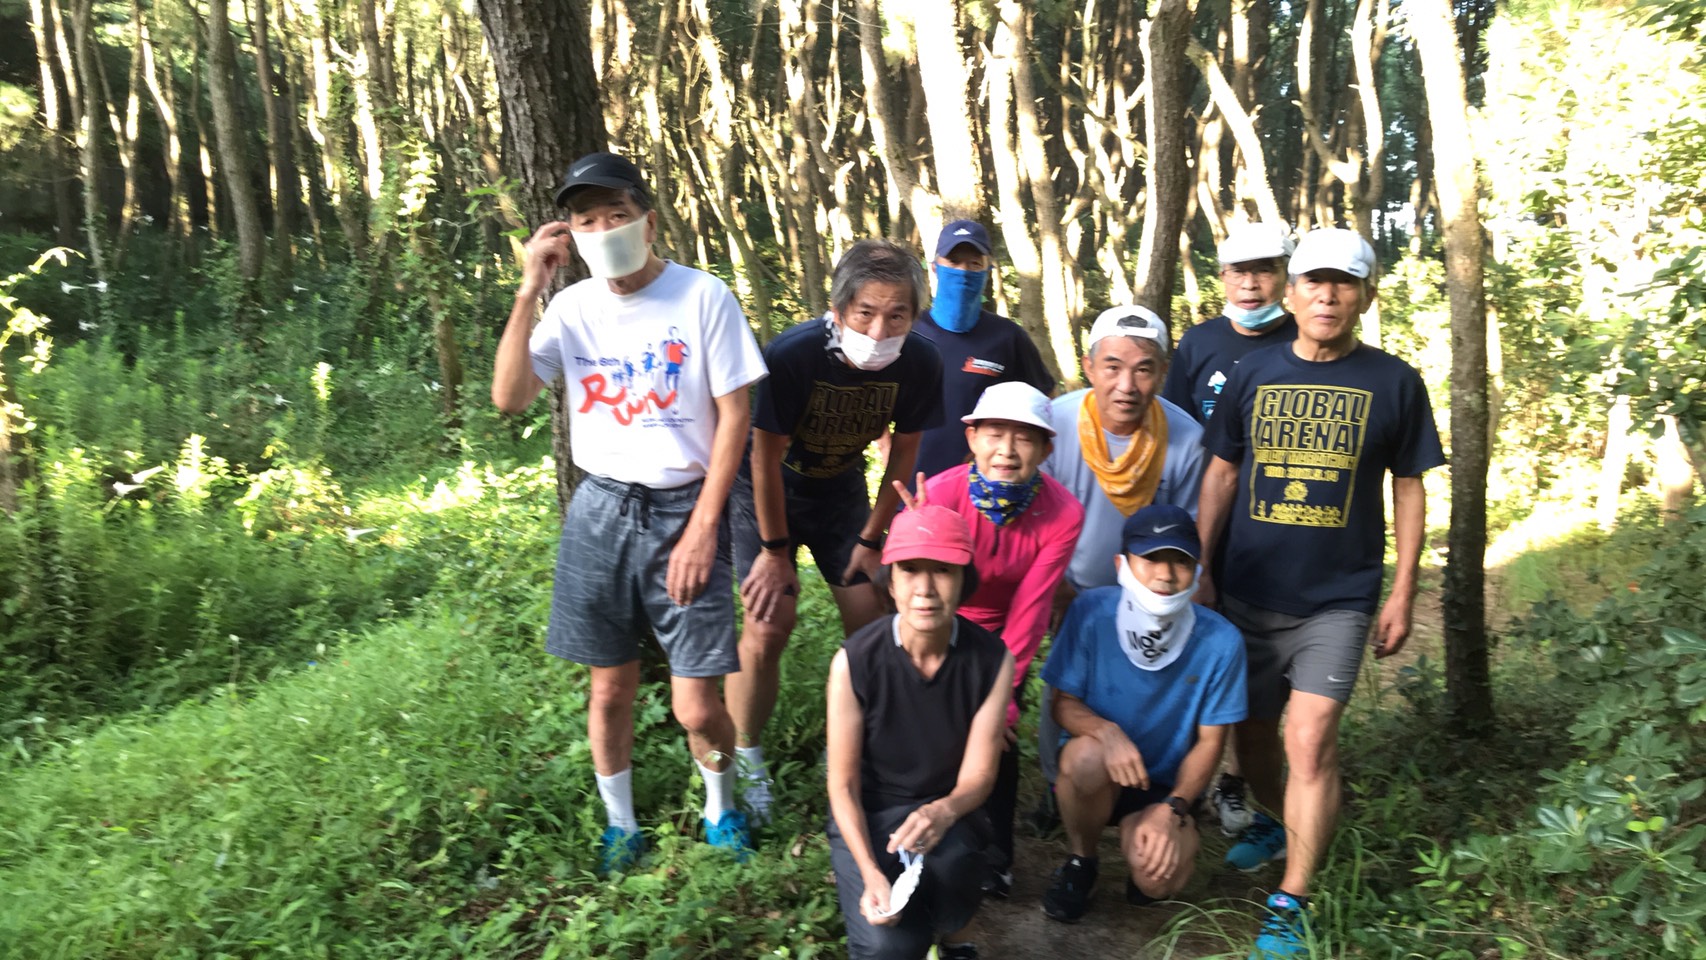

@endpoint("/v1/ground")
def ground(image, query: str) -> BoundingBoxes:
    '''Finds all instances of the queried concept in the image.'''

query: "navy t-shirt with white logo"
[751,317,944,484]
[912,308,1056,478]
[1162,315,1298,425]
[1203,342,1445,617]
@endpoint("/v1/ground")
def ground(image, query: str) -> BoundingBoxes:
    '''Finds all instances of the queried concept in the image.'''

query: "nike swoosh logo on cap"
[572,161,597,176]
[1154,523,1180,533]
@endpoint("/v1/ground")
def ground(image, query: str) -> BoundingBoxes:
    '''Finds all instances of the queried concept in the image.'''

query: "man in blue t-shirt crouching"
[1197,228,1446,959]
[1039,504,1247,923]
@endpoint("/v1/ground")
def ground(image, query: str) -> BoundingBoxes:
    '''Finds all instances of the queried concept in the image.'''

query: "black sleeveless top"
[845,614,1006,810]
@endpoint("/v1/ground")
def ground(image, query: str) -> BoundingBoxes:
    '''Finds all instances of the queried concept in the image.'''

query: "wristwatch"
[1165,795,1193,825]
[760,536,788,553]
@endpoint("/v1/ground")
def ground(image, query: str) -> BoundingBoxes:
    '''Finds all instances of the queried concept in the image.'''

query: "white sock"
[736,744,769,781]
[596,769,638,833]
[698,758,733,822]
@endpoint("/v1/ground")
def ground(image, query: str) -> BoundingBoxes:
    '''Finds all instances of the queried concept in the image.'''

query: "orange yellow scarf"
[1077,391,1168,516]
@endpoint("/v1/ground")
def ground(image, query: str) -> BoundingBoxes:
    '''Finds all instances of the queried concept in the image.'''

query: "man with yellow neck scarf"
[1029,306,1206,826]
[1043,306,1205,595]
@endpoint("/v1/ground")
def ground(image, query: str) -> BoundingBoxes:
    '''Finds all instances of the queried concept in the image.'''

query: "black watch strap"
[760,536,789,552]
[856,534,884,551]
[1165,796,1193,823]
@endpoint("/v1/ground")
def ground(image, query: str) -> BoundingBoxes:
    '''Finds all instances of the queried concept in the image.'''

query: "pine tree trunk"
[913,0,984,222]
[1413,0,1491,732]
[1132,0,1195,324]
[28,0,78,245]
[475,0,605,512]
[856,0,940,245]
[253,0,297,276]
[204,0,266,284]
[69,0,106,280]
[139,11,186,247]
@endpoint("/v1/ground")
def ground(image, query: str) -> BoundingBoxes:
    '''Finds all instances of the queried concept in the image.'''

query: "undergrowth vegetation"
[3,234,1704,958]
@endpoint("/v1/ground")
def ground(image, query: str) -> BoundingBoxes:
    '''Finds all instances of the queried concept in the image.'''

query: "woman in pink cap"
[825,504,1014,960]
[903,380,1085,895]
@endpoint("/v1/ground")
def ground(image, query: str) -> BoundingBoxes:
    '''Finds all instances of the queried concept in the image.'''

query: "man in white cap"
[1161,222,1298,839]
[1163,223,1298,425]
[1196,227,1445,959]
[1029,305,1206,829]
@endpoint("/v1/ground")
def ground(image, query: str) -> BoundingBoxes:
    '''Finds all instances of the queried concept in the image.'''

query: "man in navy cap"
[912,219,1055,479]
[492,151,768,872]
[1038,503,1247,923]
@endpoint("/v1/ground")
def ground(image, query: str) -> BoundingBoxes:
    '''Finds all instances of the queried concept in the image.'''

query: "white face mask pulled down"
[573,218,651,279]
[826,313,906,371]
[1114,555,1197,671]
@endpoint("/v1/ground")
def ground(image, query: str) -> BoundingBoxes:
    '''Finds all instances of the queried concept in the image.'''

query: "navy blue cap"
[1121,504,1200,560]
[936,220,993,258]
[555,151,647,207]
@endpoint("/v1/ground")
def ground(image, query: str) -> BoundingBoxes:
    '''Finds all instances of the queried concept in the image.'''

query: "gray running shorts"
[546,473,738,678]
[1219,593,1372,719]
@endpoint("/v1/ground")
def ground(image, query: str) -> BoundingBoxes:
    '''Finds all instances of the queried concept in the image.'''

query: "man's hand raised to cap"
[519,222,574,299]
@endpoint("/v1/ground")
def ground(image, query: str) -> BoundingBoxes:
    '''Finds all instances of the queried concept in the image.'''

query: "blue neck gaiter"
[931,263,988,333]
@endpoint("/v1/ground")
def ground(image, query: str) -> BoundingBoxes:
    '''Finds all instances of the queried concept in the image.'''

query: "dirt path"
[960,568,1452,958]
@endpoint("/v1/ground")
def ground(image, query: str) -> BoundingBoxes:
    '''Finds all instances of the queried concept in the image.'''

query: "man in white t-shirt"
[492,152,769,873]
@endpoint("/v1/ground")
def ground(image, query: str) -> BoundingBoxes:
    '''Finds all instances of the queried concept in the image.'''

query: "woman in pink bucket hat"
[824,504,1014,960]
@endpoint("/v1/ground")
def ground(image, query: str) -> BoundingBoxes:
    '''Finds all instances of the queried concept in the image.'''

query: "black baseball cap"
[554,152,647,207]
[1121,504,1200,560]
[935,219,993,259]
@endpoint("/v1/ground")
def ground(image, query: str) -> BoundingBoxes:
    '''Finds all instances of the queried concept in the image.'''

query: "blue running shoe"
[1225,812,1287,871]
[1248,890,1310,959]
[598,825,646,875]
[704,809,753,863]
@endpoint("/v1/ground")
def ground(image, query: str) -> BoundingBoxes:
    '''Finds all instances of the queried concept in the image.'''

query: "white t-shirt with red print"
[529,261,767,489]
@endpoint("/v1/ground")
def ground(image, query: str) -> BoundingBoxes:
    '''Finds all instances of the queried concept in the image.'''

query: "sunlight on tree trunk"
[1414,0,1492,731]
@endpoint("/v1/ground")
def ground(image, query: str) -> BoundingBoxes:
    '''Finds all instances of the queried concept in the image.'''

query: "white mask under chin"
[836,323,906,371]
[1114,555,1197,672]
[573,218,651,279]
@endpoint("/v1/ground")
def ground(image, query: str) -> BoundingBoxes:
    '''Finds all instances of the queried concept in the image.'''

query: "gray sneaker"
[1213,772,1254,838]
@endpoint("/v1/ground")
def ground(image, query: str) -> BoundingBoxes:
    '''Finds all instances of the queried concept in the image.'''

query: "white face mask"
[835,322,906,371]
[573,218,651,280]
[1114,555,1197,671]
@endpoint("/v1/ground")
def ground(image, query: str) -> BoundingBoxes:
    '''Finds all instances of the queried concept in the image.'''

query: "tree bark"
[68,0,107,281]
[987,11,1060,383]
[475,0,606,513]
[139,9,187,246]
[856,0,940,244]
[204,0,267,283]
[1132,0,1195,324]
[913,0,984,222]
[1412,0,1490,731]
[1185,38,1283,227]
[28,0,79,244]
[253,0,298,275]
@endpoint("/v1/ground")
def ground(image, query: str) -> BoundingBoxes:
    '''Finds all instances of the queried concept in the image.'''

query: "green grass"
[0,550,849,958]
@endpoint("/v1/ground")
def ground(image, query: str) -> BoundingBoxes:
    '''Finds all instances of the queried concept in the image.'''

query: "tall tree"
[203,0,267,283]
[474,0,606,511]
[1132,0,1196,323]
[1413,0,1491,730]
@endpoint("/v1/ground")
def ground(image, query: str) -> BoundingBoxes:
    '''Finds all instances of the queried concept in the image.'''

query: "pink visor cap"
[882,504,975,567]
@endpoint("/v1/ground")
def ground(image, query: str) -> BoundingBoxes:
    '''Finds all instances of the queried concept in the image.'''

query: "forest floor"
[960,566,1453,959]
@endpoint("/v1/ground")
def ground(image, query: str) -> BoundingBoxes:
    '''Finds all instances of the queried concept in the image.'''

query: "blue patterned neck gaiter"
[967,462,1042,528]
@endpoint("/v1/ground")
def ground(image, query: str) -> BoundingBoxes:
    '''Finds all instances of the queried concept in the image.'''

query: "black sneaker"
[981,866,1013,899]
[938,942,980,960]
[1042,855,1098,922]
[1125,876,1162,906]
